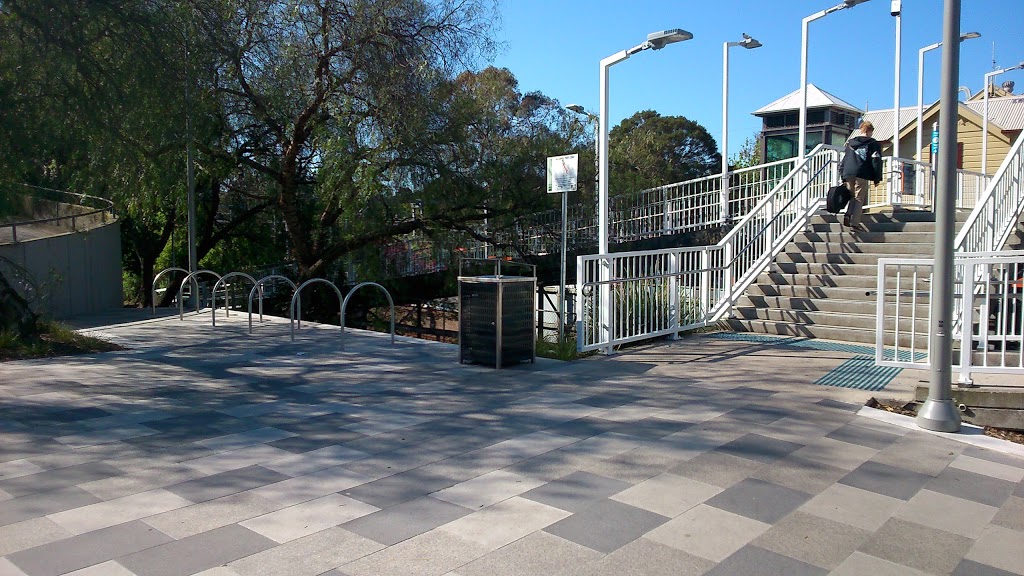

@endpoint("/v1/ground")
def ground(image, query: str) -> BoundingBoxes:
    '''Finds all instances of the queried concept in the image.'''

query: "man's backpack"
[826,184,851,214]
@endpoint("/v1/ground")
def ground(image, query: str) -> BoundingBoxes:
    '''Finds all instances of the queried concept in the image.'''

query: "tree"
[609,110,720,194]
[731,132,764,170]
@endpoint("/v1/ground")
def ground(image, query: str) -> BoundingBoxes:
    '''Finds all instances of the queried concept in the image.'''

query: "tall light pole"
[982,62,1024,175]
[799,0,871,161]
[917,0,962,433]
[597,29,692,354]
[892,1,902,165]
[915,32,980,203]
[722,34,762,223]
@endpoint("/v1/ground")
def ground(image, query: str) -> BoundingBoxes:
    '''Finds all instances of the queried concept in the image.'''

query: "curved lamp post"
[799,0,871,161]
[721,34,762,222]
[915,32,980,203]
[597,29,692,354]
[982,62,1024,176]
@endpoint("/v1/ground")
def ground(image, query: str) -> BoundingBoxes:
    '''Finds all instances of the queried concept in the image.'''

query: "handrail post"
[669,251,680,338]
[699,249,710,328]
[958,260,976,386]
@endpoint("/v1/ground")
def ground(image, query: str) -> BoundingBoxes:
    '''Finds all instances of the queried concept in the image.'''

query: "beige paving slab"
[0,459,45,481]
[435,531,603,576]
[79,463,205,500]
[261,445,371,477]
[440,496,571,549]
[643,504,770,562]
[54,426,160,449]
[190,568,242,576]
[895,489,1000,538]
[559,432,644,460]
[964,524,1024,575]
[949,454,1024,483]
[228,526,384,576]
[46,488,193,535]
[829,551,935,576]
[611,472,722,518]
[182,444,294,476]
[800,483,903,531]
[431,470,545,510]
[142,491,284,539]
[0,557,29,576]
[63,560,138,575]
[197,427,297,453]
[240,493,379,543]
[341,530,491,576]
[249,465,373,506]
[0,517,73,556]
[790,436,879,471]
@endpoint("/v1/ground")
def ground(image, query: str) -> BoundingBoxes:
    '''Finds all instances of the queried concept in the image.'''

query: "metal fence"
[867,157,988,209]
[1,184,116,244]
[875,252,1024,384]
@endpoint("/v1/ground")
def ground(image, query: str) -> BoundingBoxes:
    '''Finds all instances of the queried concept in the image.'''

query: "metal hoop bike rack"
[178,270,222,319]
[340,282,396,350]
[151,267,192,314]
[247,275,298,334]
[289,278,344,342]
[210,272,259,326]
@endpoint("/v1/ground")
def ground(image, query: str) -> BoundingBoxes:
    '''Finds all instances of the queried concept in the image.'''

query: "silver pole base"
[916,399,961,432]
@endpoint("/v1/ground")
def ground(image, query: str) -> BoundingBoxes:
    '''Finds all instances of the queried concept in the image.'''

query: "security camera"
[890,0,902,16]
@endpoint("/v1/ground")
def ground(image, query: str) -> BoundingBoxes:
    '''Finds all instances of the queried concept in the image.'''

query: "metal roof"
[861,106,920,141]
[963,95,1024,131]
[752,84,863,116]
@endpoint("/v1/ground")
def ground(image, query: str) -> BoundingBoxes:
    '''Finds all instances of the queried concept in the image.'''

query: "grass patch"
[0,321,122,361]
[536,334,596,361]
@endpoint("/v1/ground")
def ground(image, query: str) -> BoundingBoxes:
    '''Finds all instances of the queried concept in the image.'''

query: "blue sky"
[491,0,1024,160]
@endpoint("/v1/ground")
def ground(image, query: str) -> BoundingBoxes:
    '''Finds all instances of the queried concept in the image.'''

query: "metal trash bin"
[458,259,536,368]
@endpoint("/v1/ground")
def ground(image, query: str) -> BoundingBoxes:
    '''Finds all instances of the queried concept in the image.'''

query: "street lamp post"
[983,62,1024,176]
[721,34,762,223]
[799,0,871,162]
[892,1,902,165]
[915,32,980,203]
[597,29,692,354]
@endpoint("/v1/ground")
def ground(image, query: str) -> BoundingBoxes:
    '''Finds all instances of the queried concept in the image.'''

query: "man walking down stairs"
[728,209,1024,345]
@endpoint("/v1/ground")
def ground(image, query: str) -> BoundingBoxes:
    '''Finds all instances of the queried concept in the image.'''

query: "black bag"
[826,184,851,214]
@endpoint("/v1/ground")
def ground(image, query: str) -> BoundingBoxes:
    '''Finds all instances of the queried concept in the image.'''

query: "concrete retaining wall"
[0,221,123,319]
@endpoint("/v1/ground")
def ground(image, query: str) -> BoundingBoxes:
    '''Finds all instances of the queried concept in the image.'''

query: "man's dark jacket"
[840,135,883,184]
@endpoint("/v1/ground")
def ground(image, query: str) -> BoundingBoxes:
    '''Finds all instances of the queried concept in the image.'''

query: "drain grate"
[814,355,902,391]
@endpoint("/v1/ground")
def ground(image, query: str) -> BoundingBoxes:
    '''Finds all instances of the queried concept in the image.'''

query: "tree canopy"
[609,110,720,193]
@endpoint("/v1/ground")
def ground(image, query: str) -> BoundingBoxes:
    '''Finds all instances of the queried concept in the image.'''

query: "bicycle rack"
[247,275,298,334]
[340,282,396,350]
[210,272,259,326]
[289,278,343,342]
[178,270,222,320]
[152,267,191,314]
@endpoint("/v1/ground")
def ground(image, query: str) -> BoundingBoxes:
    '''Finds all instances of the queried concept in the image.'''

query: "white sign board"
[546,154,578,194]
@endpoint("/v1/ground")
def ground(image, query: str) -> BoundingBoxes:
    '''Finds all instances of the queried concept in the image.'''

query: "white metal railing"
[576,145,841,352]
[955,130,1024,255]
[875,252,1024,384]
[868,157,988,210]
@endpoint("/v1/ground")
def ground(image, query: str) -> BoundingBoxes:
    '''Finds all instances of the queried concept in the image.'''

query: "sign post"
[547,154,579,345]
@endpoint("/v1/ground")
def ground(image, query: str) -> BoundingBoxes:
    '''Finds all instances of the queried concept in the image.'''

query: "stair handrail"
[709,145,842,321]
[955,130,1024,254]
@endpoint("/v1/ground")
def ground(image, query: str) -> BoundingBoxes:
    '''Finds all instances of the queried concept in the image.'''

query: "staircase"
[729,209,1024,345]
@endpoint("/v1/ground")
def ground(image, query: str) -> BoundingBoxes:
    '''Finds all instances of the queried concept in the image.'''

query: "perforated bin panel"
[459,276,536,368]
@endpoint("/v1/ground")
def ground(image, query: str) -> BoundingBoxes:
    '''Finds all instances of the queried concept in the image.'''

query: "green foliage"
[0,320,121,361]
[535,334,592,361]
[732,132,765,169]
[609,110,720,195]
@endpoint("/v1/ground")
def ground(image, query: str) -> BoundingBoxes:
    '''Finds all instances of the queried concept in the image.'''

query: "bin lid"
[458,275,535,283]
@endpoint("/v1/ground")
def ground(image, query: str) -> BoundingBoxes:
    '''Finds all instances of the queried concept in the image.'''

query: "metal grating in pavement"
[814,355,903,391]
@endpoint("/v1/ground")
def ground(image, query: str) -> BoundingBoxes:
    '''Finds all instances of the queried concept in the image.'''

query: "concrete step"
[813,210,967,224]
[745,283,929,300]
[795,231,936,244]
[788,241,938,256]
[760,271,930,290]
[773,262,886,276]
[737,295,928,316]
[732,307,929,332]
[777,252,915,266]
[809,222,948,233]
[728,318,901,346]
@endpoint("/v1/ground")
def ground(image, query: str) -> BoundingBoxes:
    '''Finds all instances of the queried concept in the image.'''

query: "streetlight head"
[646,29,693,50]
[566,104,585,114]
[960,32,981,41]
[739,33,762,49]
[843,0,870,7]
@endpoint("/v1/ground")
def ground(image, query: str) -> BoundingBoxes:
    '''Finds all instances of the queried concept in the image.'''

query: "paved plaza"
[0,311,1022,576]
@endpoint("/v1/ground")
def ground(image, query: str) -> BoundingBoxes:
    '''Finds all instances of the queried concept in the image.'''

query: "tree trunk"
[0,269,39,338]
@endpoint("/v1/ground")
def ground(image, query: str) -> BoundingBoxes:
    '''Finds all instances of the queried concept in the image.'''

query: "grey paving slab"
[117,524,276,576]
[165,465,291,503]
[826,422,904,450]
[542,498,669,553]
[704,478,812,524]
[520,471,632,513]
[0,517,72,557]
[952,559,1022,576]
[584,538,716,576]
[859,517,975,575]
[341,496,472,546]
[925,465,1019,508]
[455,531,603,576]
[838,460,933,501]
[750,511,871,570]
[0,461,123,498]
[6,520,173,576]
[714,433,805,464]
[341,467,460,509]
[0,488,100,528]
[701,545,828,576]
